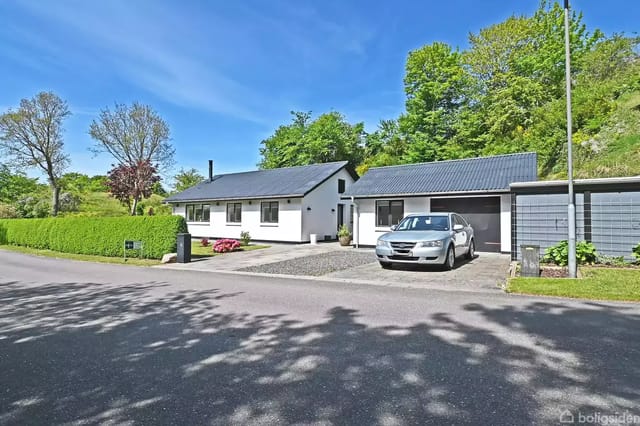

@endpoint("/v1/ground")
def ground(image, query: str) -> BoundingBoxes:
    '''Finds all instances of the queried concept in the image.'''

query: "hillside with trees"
[259,1,640,179]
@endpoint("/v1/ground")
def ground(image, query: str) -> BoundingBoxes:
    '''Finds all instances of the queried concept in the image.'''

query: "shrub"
[0,215,187,259]
[542,240,598,266]
[0,203,18,219]
[597,254,628,267]
[338,224,350,238]
[201,238,210,247]
[633,243,640,261]
[240,231,251,246]
[213,239,240,253]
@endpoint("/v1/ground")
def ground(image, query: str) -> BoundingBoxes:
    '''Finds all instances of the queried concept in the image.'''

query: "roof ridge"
[212,160,347,178]
[368,152,537,171]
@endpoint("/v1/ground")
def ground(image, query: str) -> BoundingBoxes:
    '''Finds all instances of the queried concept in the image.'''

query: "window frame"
[185,203,210,223]
[338,179,346,194]
[260,201,279,224]
[375,200,404,227]
[226,202,242,224]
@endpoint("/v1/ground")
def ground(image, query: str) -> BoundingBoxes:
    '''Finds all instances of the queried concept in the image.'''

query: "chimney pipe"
[208,160,213,182]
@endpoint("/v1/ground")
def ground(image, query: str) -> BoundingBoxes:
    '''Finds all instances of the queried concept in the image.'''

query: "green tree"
[0,92,71,216]
[173,168,205,192]
[399,42,470,163]
[259,111,365,169]
[358,119,407,175]
[89,102,174,214]
[0,164,40,204]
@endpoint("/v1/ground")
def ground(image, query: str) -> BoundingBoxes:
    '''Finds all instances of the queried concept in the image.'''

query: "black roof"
[165,161,350,202]
[344,153,537,198]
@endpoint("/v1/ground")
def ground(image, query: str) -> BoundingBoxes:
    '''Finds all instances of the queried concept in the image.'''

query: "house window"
[226,202,242,223]
[338,179,346,194]
[261,201,279,223]
[186,204,210,222]
[376,200,404,227]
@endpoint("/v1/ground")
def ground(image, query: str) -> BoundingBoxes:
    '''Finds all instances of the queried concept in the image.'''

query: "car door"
[452,214,470,250]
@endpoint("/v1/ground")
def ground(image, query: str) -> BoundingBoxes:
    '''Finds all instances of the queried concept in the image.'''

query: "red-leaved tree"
[106,160,160,215]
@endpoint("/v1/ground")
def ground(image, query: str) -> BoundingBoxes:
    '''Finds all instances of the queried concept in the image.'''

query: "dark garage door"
[431,197,501,253]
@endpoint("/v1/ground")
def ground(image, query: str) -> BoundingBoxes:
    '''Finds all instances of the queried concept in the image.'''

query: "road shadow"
[383,254,478,272]
[0,279,638,424]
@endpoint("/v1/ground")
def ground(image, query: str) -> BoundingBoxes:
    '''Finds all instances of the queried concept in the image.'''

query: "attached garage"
[431,197,501,253]
[343,153,538,252]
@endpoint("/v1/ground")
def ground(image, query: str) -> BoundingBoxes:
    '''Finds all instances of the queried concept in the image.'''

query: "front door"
[337,204,344,231]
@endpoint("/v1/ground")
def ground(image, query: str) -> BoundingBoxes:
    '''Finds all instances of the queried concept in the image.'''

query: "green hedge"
[0,216,188,259]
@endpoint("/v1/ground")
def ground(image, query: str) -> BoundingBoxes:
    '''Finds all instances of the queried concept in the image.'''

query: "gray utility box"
[177,233,191,263]
[520,245,540,277]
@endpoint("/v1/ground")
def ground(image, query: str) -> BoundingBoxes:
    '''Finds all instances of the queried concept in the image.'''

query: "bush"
[0,215,187,259]
[597,254,628,267]
[213,239,240,253]
[201,238,210,247]
[240,231,251,246]
[0,203,18,219]
[338,224,350,238]
[633,243,640,261]
[542,240,598,266]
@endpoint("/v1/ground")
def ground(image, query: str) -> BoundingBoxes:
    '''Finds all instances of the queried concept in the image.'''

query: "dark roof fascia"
[301,163,350,197]
[341,189,510,200]
[166,194,305,204]
[510,178,640,195]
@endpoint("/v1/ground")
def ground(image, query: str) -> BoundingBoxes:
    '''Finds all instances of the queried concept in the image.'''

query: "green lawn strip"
[191,242,270,258]
[0,244,159,266]
[508,267,640,302]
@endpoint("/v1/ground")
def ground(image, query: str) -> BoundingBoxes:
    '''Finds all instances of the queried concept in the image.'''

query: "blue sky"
[1,0,638,184]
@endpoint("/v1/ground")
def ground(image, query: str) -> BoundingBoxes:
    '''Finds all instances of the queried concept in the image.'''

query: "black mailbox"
[177,233,191,263]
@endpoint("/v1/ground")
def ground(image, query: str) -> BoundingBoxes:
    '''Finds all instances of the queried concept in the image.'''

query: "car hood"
[379,230,452,242]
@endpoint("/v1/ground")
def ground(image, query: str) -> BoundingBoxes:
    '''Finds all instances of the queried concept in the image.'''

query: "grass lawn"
[0,244,160,266]
[191,241,270,258]
[508,267,640,302]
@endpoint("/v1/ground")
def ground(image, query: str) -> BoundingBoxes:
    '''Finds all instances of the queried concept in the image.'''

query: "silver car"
[375,212,475,270]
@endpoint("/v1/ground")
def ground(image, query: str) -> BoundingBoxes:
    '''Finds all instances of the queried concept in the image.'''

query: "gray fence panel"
[591,192,640,259]
[514,194,584,260]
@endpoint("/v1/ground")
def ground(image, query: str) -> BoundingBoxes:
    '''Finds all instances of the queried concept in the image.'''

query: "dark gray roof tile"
[344,153,537,197]
[165,161,349,202]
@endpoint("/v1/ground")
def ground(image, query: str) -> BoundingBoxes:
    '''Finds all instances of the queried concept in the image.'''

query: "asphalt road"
[1,250,639,425]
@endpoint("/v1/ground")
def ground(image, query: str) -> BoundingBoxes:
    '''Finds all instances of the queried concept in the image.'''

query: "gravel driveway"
[239,250,376,276]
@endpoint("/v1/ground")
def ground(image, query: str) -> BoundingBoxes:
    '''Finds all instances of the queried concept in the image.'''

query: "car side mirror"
[390,225,397,231]
[453,224,464,231]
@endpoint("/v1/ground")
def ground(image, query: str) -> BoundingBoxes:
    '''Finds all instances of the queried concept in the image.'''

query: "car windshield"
[395,215,450,231]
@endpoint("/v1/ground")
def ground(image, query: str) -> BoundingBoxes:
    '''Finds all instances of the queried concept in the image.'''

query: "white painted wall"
[354,194,512,252]
[301,168,355,242]
[172,198,303,242]
[500,194,511,253]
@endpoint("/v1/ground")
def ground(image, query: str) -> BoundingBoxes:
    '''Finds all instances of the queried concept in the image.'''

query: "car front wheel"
[443,245,455,270]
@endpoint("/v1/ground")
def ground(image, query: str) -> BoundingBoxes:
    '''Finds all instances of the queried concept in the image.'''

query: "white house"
[165,161,356,243]
[342,153,538,253]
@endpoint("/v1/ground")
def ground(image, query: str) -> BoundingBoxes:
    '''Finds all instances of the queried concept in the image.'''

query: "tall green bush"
[0,216,187,259]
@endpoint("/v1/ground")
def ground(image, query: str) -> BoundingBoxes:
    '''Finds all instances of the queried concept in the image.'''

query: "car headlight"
[417,240,443,248]
[376,239,390,247]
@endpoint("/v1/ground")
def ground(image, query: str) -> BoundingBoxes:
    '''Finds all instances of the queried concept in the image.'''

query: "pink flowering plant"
[213,239,241,253]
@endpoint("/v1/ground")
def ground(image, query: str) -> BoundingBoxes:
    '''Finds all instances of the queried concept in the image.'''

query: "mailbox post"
[177,233,191,263]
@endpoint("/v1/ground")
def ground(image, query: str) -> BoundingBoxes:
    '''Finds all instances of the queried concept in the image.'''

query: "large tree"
[89,103,173,169]
[399,42,471,163]
[173,168,204,192]
[89,102,173,214]
[0,164,41,204]
[0,92,71,216]
[259,111,365,169]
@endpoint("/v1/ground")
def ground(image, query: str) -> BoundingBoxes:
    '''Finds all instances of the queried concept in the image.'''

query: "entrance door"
[431,197,501,252]
[337,204,344,231]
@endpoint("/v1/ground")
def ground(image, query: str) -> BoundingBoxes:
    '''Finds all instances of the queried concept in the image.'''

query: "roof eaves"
[342,188,511,199]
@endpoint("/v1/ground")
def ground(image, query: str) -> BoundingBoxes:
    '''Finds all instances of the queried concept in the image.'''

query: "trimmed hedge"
[0,216,188,259]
